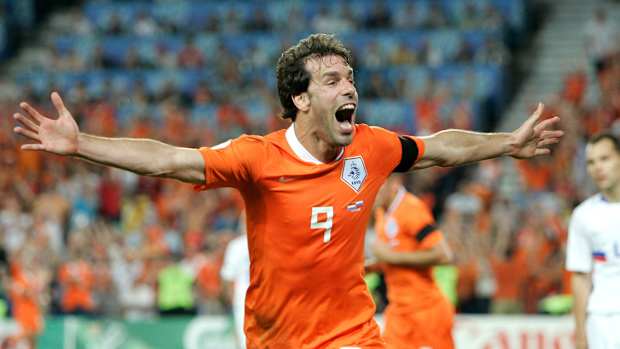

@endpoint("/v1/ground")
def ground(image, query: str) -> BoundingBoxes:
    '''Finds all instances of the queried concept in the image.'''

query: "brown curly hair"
[276,33,353,121]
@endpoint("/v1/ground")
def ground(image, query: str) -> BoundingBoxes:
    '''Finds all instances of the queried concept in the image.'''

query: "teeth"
[339,104,355,110]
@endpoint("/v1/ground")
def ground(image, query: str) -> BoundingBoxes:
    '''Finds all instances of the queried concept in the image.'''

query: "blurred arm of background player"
[371,239,453,268]
[572,272,592,349]
[412,103,563,170]
[13,92,206,184]
[367,175,454,269]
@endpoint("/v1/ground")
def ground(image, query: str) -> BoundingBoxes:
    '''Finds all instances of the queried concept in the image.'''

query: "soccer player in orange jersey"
[14,34,562,349]
[369,174,454,349]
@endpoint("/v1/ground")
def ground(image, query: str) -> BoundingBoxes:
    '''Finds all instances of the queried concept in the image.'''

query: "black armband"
[415,224,437,242]
[393,136,420,173]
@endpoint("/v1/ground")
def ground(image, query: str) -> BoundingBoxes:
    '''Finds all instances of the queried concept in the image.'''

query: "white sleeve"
[566,210,592,273]
[220,238,240,281]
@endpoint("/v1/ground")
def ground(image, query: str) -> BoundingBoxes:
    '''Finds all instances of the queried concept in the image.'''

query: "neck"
[602,184,620,202]
[294,122,341,163]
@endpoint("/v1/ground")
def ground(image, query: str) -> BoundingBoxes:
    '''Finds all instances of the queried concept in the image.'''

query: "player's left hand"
[508,103,564,159]
[371,241,397,264]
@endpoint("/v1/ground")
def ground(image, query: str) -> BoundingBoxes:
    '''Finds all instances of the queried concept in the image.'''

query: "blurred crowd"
[0,0,617,339]
[420,8,619,315]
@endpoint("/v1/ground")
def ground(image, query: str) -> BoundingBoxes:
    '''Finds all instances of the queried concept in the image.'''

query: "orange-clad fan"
[9,260,44,349]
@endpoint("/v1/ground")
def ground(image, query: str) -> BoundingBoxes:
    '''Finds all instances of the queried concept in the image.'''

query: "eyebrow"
[321,68,354,79]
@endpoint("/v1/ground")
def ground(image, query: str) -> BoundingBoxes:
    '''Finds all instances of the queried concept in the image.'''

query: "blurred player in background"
[13,33,562,348]
[220,212,249,349]
[368,174,454,349]
[567,133,620,349]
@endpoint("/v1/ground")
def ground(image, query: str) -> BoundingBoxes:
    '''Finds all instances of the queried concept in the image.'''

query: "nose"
[342,80,356,99]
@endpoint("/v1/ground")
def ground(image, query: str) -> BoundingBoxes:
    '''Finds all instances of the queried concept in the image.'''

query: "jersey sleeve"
[365,125,425,174]
[566,209,592,273]
[195,135,266,190]
[403,199,442,249]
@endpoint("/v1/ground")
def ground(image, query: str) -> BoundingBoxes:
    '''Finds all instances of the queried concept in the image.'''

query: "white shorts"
[587,313,620,349]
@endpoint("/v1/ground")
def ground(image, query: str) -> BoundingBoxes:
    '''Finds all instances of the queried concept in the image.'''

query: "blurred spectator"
[365,1,392,29]
[359,41,383,69]
[177,37,204,69]
[424,3,450,29]
[312,6,355,34]
[245,9,272,32]
[105,12,124,36]
[58,233,96,315]
[363,73,397,99]
[393,3,418,30]
[134,11,159,37]
[8,252,47,349]
[584,8,618,74]
[157,253,196,316]
[475,37,509,65]
[460,2,483,29]
[390,42,417,66]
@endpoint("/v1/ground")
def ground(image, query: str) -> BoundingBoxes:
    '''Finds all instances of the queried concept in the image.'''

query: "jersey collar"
[285,123,344,164]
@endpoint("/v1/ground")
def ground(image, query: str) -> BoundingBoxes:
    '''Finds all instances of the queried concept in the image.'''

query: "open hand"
[508,103,564,159]
[14,91,79,155]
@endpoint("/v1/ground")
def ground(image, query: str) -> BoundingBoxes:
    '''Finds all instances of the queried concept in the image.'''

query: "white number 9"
[311,206,334,243]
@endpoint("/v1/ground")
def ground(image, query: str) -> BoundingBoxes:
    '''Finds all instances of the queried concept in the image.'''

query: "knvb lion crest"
[341,156,367,192]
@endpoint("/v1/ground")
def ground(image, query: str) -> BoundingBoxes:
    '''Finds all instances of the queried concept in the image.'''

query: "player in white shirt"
[220,213,250,349]
[566,133,620,349]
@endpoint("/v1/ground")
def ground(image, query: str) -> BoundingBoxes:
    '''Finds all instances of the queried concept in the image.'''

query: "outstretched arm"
[412,103,563,170]
[13,92,205,183]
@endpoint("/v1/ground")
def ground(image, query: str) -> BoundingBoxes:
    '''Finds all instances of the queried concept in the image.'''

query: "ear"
[292,92,310,113]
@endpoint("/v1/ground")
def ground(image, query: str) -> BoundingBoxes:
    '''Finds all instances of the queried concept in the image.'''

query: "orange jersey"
[58,260,95,312]
[9,265,43,335]
[374,190,448,311]
[374,190,454,349]
[197,124,423,349]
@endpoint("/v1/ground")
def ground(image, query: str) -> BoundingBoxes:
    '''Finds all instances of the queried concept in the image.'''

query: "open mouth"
[335,103,356,123]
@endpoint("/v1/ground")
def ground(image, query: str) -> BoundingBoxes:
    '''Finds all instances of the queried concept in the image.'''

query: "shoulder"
[351,123,400,152]
[214,132,285,158]
[400,193,434,222]
[404,193,427,209]
[262,128,287,142]
[572,194,603,218]
[570,194,606,231]
[355,123,398,139]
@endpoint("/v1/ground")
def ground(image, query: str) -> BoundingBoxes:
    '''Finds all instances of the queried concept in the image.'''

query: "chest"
[252,154,387,249]
[586,209,620,263]
[377,213,417,251]
[587,215,620,259]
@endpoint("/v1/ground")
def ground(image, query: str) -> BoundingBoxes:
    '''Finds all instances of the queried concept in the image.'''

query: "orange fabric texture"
[197,124,423,349]
[374,192,454,348]
[9,265,43,335]
[490,250,527,301]
[383,300,454,349]
[58,261,95,312]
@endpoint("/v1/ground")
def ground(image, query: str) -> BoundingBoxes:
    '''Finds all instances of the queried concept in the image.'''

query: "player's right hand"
[14,91,80,155]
